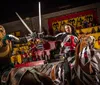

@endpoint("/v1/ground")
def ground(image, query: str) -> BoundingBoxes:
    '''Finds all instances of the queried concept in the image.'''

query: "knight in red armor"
[43,23,78,57]
[59,24,78,69]
[43,24,78,70]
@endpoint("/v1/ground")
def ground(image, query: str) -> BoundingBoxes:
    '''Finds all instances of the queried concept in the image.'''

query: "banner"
[48,9,98,35]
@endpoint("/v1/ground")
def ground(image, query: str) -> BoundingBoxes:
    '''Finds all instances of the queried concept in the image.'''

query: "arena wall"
[2,2,100,36]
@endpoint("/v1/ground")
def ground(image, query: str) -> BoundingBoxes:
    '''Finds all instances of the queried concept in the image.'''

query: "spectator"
[83,18,88,28]
[79,29,84,34]
[91,27,96,33]
[94,36,100,49]
[97,26,100,32]
[88,22,92,27]
[42,27,48,35]
[60,21,66,32]
[98,36,100,45]
[53,23,59,35]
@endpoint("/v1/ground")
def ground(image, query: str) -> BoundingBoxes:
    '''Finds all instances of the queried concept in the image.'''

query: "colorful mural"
[48,9,98,35]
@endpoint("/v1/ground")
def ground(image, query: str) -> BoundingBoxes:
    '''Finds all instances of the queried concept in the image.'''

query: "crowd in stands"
[11,39,51,65]
[78,25,100,34]
[11,19,100,65]
[77,25,100,49]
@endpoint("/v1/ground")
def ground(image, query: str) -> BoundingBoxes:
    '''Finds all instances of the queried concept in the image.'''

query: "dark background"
[0,0,100,24]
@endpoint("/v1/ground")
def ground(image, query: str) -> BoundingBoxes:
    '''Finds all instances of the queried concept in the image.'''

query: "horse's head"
[75,35,96,74]
[86,35,96,48]
[77,35,95,53]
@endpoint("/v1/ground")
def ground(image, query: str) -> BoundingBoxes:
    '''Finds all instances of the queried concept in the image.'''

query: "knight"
[0,25,30,72]
[43,23,78,60]
[58,24,78,69]
[0,25,14,70]
[42,23,79,83]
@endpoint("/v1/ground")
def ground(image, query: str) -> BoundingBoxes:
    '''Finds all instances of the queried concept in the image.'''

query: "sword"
[15,12,33,35]
[38,2,44,38]
[38,1,42,33]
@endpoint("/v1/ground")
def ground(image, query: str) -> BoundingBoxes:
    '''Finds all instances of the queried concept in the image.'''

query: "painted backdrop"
[48,9,98,35]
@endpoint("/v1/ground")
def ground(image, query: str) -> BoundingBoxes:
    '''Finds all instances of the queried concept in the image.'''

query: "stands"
[10,39,54,66]
[10,24,100,67]
[76,25,100,49]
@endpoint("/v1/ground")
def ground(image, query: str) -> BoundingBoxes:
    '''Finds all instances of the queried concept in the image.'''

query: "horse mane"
[75,35,96,74]
[75,35,88,68]
[75,42,80,68]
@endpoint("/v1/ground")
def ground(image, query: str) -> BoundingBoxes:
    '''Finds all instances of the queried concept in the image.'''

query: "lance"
[15,12,33,35]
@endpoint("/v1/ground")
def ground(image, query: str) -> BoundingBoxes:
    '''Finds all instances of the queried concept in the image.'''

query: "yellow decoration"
[77,26,100,40]
[88,33,100,40]
[11,56,15,64]
[13,48,19,51]
[94,41,100,49]
[76,26,98,33]
[52,14,93,32]
[11,54,22,64]
[15,31,20,37]
[17,54,22,64]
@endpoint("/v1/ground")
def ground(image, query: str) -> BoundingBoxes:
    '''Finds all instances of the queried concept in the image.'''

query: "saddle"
[1,67,44,85]
[1,68,27,85]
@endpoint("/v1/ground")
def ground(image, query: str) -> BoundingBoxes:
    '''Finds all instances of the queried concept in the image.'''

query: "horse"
[34,34,79,85]
[34,59,71,85]
[72,35,100,85]
[41,23,79,85]
[0,24,78,85]
[1,67,55,85]
[0,25,54,85]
